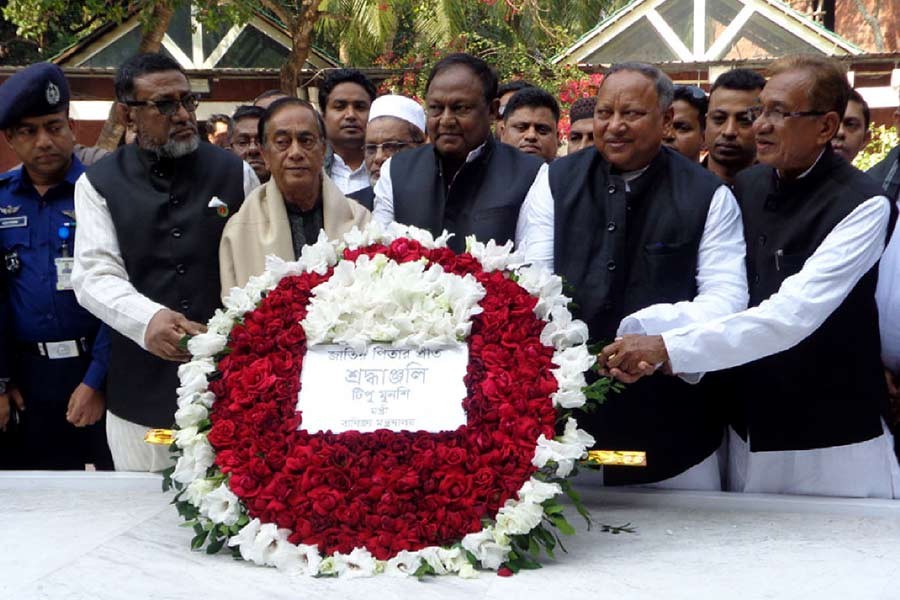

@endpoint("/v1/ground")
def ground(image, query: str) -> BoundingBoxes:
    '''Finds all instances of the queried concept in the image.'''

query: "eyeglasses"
[363,141,414,157]
[675,85,707,101]
[124,93,200,116]
[747,105,827,125]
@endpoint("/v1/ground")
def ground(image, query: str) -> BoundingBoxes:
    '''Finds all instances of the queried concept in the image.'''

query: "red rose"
[207,419,236,449]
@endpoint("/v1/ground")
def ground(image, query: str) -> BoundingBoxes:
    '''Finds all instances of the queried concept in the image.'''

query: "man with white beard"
[72,53,258,471]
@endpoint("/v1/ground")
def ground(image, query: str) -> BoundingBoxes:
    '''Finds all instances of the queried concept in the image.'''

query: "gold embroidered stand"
[144,429,174,445]
[584,450,647,467]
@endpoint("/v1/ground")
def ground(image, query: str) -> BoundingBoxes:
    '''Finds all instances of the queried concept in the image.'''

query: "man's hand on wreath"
[145,309,207,362]
[598,335,669,384]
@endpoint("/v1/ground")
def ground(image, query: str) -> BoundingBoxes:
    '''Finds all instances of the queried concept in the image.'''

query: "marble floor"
[2,471,899,600]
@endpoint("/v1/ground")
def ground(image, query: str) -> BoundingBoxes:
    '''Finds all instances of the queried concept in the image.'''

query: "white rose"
[517,478,562,504]
[184,478,217,507]
[559,416,596,448]
[333,547,377,578]
[271,542,323,576]
[540,307,589,349]
[200,483,242,526]
[264,255,304,281]
[433,229,453,248]
[496,499,544,536]
[177,358,216,397]
[553,344,596,374]
[173,426,202,448]
[206,309,236,336]
[551,388,587,409]
[172,439,214,484]
[243,271,276,300]
[384,550,422,577]
[416,547,450,575]
[222,286,257,315]
[174,403,207,429]
[461,529,510,570]
[466,237,519,272]
[244,523,288,566]
[228,518,262,557]
[298,232,338,274]
[187,331,227,358]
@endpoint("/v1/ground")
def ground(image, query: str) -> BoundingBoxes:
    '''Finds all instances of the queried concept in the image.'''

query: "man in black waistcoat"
[372,53,543,252]
[602,56,900,498]
[72,54,259,471]
[516,63,749,488]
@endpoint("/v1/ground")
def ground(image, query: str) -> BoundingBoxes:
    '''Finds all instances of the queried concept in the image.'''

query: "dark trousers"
[6,352,113,470]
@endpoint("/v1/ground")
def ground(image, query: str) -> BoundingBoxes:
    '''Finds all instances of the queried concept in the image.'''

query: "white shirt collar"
[332,152,367,176]
[778,148,826,181]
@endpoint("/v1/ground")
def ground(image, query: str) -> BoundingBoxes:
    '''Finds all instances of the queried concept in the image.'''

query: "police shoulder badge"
[46,81,61,106]
[0,205,20,215]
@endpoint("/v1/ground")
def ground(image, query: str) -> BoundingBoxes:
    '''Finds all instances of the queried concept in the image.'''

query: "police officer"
[0,62,112,470]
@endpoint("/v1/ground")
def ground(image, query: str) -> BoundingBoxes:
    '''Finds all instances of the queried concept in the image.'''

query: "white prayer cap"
[368,95,426,134]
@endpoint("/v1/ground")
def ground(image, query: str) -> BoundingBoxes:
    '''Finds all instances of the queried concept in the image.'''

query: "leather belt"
[18,337,92,360]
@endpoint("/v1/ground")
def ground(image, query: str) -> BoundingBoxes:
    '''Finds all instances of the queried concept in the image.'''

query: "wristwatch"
[0,378,10,395]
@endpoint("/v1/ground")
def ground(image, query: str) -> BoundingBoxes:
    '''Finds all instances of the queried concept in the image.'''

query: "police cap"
[0,62,70,129]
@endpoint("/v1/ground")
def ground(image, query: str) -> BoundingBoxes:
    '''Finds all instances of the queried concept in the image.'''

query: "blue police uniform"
[0,62,112,470]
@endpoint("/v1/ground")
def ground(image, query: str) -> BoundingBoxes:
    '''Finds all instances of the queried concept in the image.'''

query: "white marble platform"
[2,471,899,600]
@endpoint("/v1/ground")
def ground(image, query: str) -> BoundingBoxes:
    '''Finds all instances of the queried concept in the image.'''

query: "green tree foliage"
[854,124,899,172]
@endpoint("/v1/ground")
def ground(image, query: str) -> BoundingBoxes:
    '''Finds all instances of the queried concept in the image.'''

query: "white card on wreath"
[297,343,468,434]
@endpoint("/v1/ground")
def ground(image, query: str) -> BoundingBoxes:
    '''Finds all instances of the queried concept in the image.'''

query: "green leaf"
[161,465,175,492]
[207,535,227,554]
[550,514,576,536]
[412,560,434,579]
[542,502,565,515]
[191,530,209,550]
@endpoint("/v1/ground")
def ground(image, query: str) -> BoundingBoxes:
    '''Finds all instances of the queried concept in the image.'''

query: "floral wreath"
[166,223,602,578]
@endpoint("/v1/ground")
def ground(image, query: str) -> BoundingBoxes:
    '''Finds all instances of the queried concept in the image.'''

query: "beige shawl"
[219,171,371,296]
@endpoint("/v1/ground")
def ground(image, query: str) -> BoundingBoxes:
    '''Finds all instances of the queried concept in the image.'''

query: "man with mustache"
[72,53,259,471]
[831,89,872,163]
[500,87,560,163]
[566,97,596,155]
[704,69,765,186]
[373,53,543,253]
[348,94,427,211]
[0,62,112,470]
[600,56,899,498]
[516,62,748,489]
[230,105,269,184]
[319,69,376,196]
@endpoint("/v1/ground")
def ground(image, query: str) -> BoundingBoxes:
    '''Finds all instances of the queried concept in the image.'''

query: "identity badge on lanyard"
[55,221,75,291]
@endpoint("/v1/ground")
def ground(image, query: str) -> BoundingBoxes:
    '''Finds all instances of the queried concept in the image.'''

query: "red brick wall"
[835,0,900,52]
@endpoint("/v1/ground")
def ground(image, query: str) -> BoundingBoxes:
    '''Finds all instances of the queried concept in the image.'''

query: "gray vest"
[86,143,245,427]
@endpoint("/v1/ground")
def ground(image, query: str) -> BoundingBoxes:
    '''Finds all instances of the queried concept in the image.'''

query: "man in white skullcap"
[348,94,426,210]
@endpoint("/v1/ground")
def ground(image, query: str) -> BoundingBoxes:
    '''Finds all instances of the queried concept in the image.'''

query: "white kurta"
[876,197,900,374]
[515,161,750,490]
[329,152,369,195]
[661,185,899,498]
[71,162,259,472]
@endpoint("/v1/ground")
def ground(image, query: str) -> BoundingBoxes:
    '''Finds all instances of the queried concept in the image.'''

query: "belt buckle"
[45,340,79,359]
